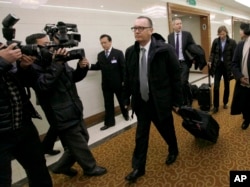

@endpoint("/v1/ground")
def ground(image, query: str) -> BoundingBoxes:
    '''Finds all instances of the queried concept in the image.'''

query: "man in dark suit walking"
[168,17,196,106]
[88,34,129,130]
[123,16,183,182]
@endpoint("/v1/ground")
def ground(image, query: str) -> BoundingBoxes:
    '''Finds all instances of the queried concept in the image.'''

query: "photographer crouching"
[19,33,107,177]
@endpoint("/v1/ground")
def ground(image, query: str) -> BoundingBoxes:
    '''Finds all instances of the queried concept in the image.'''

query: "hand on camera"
[0,43,22,63]
[53,47,68,64]
[20,54,36,69]
[79,58,89,69]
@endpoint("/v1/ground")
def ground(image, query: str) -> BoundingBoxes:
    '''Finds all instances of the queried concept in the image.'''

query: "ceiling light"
[224,19,231,25]
[142,6,166,18]
[11,0,48,9]
[235,0,250,8]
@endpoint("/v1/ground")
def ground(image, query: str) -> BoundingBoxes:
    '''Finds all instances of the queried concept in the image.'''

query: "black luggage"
[198,69,212,111]
[178,106,219,143]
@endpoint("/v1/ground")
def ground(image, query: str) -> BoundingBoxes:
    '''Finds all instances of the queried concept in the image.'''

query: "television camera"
[1,13,85,61]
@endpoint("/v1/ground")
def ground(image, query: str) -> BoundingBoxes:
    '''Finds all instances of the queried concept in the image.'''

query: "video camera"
[1,13,85,61]
[43,21,84,61]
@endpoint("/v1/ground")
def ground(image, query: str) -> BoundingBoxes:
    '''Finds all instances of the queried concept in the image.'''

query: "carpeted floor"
[24,80,250,187]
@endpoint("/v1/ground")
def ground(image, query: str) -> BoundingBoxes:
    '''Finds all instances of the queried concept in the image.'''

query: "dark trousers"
[238,86,250,122]
[53,119,96,172]
[42,126,58,152]
[132,97,178,170]
[0,123,52,187]
[102,87,128,126]
[213,63,229,108]
[180,61,192,105]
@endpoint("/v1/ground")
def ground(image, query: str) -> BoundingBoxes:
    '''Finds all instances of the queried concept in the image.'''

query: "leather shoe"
[223,104,228,109]
[100,125,115,131]
[211,107,218,114]
[166,152,178,165]
[241,120,250,130]
[124,115,129,121]
[51,167,78,177]
[125,169,145,182]
[44,149,61,156]
[84,166,107,176]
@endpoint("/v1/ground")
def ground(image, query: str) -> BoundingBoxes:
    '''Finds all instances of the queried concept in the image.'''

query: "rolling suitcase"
[178,106,219,143]
[197,68,212,111]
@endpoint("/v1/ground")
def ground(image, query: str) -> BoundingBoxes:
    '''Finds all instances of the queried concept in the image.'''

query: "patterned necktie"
[175,33,179,58]
[139,48,149,101]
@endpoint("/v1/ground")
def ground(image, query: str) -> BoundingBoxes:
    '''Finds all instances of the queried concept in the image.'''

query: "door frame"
[167,3,210,73]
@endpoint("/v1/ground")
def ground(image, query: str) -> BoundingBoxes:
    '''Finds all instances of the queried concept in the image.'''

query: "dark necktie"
[175,33,179,58]
[105,50,109,58]
[139,48,149,101]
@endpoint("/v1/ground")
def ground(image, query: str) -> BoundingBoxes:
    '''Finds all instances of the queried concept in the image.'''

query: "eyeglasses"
[131,26,151,32]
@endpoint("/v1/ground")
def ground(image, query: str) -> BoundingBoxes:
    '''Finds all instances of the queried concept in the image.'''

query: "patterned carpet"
[24,80,250,187]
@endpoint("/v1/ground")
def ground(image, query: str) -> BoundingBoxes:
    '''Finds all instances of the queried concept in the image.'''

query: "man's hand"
[20,54,36,69]
[0,43,22,63]
[172,106,180,114]
[53,47,68,64]
[79,58,89,68]
[240,77,249,86]
[207,62,212,68]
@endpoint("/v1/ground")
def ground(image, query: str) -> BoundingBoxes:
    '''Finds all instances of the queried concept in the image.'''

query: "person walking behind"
[168,17,196,106]
[208,25,236,113]
[231,23,250,130]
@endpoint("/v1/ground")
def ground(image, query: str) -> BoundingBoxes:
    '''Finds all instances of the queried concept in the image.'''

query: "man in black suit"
[168,17,196,106]
[123,16,183,182]
[88,34,129,130]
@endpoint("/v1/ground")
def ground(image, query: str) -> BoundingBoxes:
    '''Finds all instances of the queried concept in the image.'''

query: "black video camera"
[43,21,84,61]
[2,13,43,57]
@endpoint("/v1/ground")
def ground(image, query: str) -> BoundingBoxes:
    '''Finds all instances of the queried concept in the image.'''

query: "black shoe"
[100,125,115,131]
[44,149,61,156]
[124,115,129,121]
[125,169,145,182]
[223,104,228,109]
[84,166,107,176]
[241,120,250,130]
[166,152,178,165]
[211,107,218,114]
[51,167,78,177]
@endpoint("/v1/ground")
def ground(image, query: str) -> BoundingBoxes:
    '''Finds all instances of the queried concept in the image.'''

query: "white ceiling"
[0,0,249,17]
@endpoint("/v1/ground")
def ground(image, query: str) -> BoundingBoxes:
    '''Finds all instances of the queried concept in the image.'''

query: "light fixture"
[11,0,48,9]
[224,19,232,25]
[142,6,166,18]
[234,0,250,8]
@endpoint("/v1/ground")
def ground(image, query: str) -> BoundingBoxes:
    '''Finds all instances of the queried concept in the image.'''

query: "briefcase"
[178,106,219,143]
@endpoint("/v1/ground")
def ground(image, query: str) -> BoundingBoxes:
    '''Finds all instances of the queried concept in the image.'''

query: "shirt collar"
[140,40,151,52]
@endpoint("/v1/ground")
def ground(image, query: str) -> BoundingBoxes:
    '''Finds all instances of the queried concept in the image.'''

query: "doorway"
[167,3,210,73]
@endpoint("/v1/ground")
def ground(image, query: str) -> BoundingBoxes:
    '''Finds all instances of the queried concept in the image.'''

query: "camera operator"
[0,42,52,187]
[20,33,107,177]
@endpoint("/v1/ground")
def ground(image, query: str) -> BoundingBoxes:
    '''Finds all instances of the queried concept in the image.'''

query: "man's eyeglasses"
[131,26,151,32]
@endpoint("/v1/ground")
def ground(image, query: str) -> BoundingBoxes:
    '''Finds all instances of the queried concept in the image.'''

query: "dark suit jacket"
[168,31,195,67]
[90,48,125,90]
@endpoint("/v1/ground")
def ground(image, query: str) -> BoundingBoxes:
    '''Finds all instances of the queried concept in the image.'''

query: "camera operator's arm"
[0,43,22,64]
[19,54,36,69]
[79,58,89,69]
[72,57,89,82]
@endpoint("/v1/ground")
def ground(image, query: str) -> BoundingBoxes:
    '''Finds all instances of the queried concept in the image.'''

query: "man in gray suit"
[168,17,196,106]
